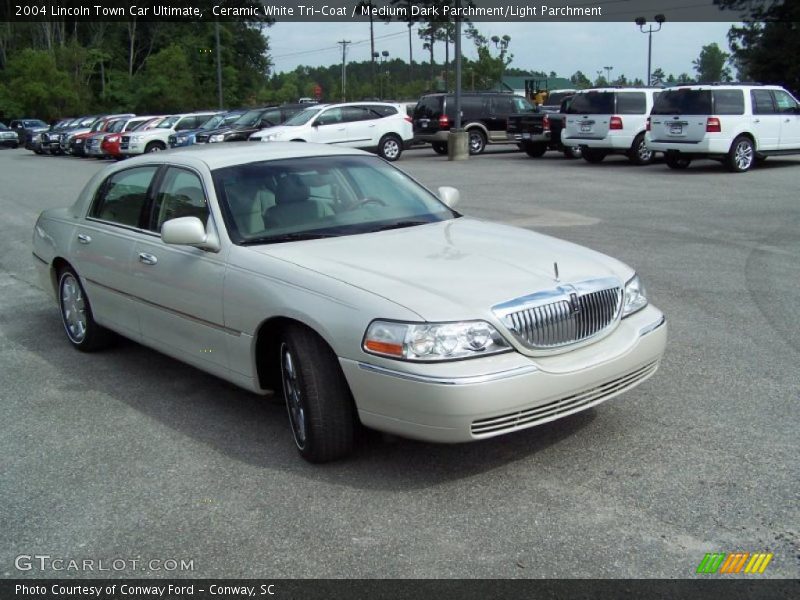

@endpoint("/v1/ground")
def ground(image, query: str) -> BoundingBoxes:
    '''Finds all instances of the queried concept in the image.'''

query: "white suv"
[646,84,800,172]
[562,88,663,165]
[119,112,217,156]
[249,102,414,161]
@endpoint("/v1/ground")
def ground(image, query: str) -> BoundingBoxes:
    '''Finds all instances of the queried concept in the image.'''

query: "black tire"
[726,135,755,172]
[279,324,356,462]
[467,129,487,155]
[57,267,113,352]
[377,134,403,161]
[582,148,607,163]
[665,153,692,170]
[144,141,165,153]
[628,133,655,165]
[431,141,448,155]
[523,142,547,158]
[755,155,767,165]
[563,145,582,159]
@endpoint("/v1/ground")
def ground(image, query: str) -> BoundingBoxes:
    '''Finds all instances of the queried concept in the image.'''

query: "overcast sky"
[267,21,738,82]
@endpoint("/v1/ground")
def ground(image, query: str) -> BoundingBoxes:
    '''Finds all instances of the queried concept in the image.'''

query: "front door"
[310,108,348,145]
[750,89,781,151]
[773,90,800,150]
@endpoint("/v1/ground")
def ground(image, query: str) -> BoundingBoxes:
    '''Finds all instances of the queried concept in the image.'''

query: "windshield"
[25,120,48,128]
[199,114,225,130]
[233,110,265,128]
[156,116,179,129]
[283,108,322,126]
[107,120,126,133]
[213,155,457,244]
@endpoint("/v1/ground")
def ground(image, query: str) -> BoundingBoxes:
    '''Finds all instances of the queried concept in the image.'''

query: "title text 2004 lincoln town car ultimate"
[32,143,666,462]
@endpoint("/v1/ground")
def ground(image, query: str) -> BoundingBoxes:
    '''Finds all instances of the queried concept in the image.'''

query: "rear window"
[616,92,647,115]
[651,89,712,115]
[366,105,398,117]
[547,92,574,106]
[567,92,614,114]
[414,96,442,119]
[713,90,744,115]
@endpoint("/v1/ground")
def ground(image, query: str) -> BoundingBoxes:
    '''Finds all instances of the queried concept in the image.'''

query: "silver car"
[32,143,667,462]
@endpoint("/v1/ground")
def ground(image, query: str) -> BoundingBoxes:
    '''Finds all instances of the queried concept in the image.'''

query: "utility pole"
[215,20,223,109]
[337,40,351,102]
[604,65,614,85]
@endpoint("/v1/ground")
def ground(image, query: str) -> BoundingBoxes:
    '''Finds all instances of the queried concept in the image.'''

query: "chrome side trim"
[32,252,48,265]
[638,315,666,337]
[356,362,538,386]
[84,277,242,337]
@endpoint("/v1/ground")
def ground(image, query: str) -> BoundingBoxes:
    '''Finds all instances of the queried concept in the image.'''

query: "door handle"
[786,118,792,123]
[368,123,376,127]
[77,233,92,244]
[138,252,158,265]
[753,119,760,123]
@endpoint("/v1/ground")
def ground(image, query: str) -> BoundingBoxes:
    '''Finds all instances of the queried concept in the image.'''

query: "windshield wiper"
[240,232,342,245]
[374,220,431,232]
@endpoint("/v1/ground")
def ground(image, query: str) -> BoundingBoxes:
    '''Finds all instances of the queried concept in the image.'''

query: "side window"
[772,90,799,114]
[175,117,195,131]
[490,96,516,115]
[513,96,534,112]
[616,92,646,115]
[713,90,744,115]
[366,104,398,118]
[342,107,373,122]
[316,108,343,126]
[751,90,776,115]
[90,166,159,228]
[150,168,209,233]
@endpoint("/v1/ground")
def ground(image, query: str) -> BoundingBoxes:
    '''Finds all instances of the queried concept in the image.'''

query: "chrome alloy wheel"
[280,343,307,449]
[382,137,400,160]
[637,138,653,162]
[734,140,753,171]
[60,273,87,343]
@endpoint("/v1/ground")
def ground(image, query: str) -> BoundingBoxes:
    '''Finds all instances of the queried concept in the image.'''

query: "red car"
[101,116,163,160]
[68,113,134,156]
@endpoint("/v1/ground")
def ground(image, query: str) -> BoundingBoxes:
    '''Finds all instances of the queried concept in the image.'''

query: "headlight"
[209,134,225,142]
[176,136,187,143]
[622,274,648,318]
[74,138,83,144]
[363,320,510,362]
[106,135,119,143]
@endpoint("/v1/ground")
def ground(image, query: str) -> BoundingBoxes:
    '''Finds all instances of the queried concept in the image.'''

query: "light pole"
[604,65,614,85]
[635,14,665,86]
[373,51,389,99]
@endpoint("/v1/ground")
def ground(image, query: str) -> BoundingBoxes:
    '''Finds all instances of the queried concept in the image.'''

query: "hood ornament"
[553,261,560,282]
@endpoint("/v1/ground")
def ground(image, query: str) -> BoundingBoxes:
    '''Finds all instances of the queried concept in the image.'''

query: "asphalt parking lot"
[1,145,798,579]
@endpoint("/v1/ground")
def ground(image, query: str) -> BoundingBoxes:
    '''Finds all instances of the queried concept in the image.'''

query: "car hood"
[247,217,632,321]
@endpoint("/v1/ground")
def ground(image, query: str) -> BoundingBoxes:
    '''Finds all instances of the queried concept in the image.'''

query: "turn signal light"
[543,113,550,132]
[646,117,651,131]
[439,114,450,129]
[610,116,623,130]
[363,339,404,357]
[706,117,721,133]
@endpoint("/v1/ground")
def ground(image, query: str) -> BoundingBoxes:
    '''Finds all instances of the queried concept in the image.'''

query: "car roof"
[118,141,372,171]
[662,84,786,91]
[576,87,662,93]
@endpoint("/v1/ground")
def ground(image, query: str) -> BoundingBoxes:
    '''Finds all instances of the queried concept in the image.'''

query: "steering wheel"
[348,197,386,210]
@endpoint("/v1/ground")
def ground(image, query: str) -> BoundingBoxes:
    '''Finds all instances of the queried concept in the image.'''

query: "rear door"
[487,95,517,141]
[564,91,615,140]
[772,89,800,150]
[649,89,712,143]
[342,106,377,146]
[750,89,780,151]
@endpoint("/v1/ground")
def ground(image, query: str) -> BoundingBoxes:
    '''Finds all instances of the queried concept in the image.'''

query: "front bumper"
[340,305,667,443]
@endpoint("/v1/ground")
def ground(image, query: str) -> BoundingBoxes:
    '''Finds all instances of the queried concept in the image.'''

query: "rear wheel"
[279,324,356,462]
[523,142,547,158]
[563,145,582,159]
[431,141,448,155]
[377,134,403,161]
[628,133,655,165]
[57,267,113,352]
[582,148,607,163]
[726,136,755,172]
[665,153,692,170]
[467,129,487,155]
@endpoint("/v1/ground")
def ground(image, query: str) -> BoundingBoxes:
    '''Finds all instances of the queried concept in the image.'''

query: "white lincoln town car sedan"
[32,143,666,462]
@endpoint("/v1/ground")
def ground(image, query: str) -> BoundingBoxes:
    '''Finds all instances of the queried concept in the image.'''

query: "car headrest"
[275,175,309,205]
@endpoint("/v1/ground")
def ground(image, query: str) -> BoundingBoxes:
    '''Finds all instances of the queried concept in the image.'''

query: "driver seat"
[263,175,333,229]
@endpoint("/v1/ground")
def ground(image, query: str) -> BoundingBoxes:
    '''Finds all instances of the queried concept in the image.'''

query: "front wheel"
[431,141,448,155]
[144,141,165,153]
[628,133,655,165]
[726,136,755,172]
[279,324,356,462]
[665,154,692,170]
[523,142,547,158]
[58,267,113,351]
[378,134,403,161]
[467,129,487,155]
[582,148,607,163]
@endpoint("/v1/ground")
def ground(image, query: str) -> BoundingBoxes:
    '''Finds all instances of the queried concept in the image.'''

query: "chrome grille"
[471,360,659,437]
[493,278,622,351]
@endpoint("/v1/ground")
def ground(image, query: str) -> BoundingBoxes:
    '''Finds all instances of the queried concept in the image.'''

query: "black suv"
[413,92,536,155]
[195,104,306,143]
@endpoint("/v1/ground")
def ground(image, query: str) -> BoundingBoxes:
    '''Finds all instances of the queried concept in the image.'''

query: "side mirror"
[437,186,460,209]
[162,217,210,247]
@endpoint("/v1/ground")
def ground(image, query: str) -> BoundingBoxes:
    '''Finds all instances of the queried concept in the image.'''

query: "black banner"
[0,0,782,23]
[2,579,800,600]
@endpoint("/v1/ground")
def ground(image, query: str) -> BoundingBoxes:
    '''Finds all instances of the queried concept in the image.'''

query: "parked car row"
[507,83,800,173]
[15,100,417,162]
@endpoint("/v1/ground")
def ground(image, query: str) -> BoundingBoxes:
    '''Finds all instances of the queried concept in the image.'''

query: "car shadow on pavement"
[6,302,597,491]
